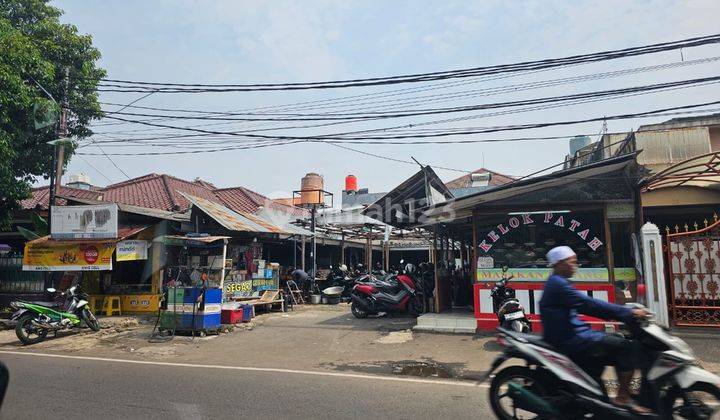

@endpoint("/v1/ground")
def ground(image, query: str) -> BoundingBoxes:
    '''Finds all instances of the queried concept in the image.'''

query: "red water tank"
[345,174,358,192]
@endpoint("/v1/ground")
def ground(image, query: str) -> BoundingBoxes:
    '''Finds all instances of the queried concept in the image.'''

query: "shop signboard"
[476,267,636,283]
[116,240,149,261]
[224,279,253,297]
[606,202,635,220]
[253,277,279,291]
[23,240,115,271]
[477,256,494,269]
[477,212,604,254]
[51,204,118,239]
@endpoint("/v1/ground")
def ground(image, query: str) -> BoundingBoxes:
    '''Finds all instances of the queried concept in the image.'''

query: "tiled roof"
[21,186,104,210]
[215,187,308,217]
[22,174,306,217]
[444,168,516,189]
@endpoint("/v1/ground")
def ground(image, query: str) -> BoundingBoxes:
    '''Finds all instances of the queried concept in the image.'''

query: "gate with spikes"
[665,213,720,327]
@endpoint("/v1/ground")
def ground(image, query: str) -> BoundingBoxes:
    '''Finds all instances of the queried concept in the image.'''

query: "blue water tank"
[569,135,592,155]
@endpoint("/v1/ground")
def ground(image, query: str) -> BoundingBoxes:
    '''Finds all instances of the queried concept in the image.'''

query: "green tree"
[0,0,105,229]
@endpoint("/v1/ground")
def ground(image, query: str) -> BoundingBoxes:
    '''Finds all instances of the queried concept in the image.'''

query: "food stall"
[365,154,644,331]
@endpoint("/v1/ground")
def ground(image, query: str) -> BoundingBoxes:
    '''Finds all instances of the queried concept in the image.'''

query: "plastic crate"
[221,309,243,324]
[239,304,253,322]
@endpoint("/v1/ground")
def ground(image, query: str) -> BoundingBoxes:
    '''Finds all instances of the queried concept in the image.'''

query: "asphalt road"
[0,352,492,419]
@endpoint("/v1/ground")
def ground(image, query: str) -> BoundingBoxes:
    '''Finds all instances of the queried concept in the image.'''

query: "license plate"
[504,311,525,321]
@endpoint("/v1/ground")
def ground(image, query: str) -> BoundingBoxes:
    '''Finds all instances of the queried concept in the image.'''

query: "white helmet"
[339,264,348,272]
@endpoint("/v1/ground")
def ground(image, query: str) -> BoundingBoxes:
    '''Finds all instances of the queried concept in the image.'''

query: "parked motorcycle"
[490,266,532,333]
[324,265,356,298]
[483,304,720,419]
[10,285,100,345]
[350,273,424,318]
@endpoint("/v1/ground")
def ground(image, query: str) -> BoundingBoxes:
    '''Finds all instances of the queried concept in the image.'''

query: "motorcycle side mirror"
[46,288,56,293]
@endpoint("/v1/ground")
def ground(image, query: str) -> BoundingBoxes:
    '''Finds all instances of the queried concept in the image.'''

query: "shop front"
[178,193,305,303]
[367,153,644,332]
[22,224,161,313]
[431,154,643,331]
[471,207,636,330]
[19,201,188,314]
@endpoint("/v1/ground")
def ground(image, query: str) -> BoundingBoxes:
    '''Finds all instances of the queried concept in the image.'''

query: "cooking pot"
[322,286,344,297]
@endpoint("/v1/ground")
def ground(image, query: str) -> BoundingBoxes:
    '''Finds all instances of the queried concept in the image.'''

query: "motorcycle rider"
[539,245,651,414]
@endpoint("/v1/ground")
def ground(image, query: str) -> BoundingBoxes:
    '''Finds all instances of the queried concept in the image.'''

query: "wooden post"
[219,239,228,296]
[383,241,389,271]
[301,235,306,271]
[151,241,162,295]
[604,206,615,284]
[472,212,478,282]
[340,233,345,265]
[366,235,372,268]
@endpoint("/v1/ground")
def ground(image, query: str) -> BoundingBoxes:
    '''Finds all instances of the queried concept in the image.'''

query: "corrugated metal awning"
[180,193,289,234]
[159,235,230,244]
[362,166,454,228]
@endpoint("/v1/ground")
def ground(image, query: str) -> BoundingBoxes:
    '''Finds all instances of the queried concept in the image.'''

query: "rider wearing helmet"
[539,246,650,413]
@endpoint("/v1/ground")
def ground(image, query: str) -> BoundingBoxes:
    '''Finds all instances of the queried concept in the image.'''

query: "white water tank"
[67,173,93,190]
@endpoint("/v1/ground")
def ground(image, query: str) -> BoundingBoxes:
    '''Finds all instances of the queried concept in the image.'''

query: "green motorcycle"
[10,285,101,345]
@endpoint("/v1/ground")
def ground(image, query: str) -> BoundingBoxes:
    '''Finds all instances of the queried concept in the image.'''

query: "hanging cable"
[93,34,720,92]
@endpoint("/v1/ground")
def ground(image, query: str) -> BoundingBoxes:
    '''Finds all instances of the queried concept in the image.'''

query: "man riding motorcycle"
[539,245,651,414]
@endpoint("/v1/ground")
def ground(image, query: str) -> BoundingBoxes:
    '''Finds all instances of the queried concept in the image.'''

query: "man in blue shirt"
[539,246,649,412]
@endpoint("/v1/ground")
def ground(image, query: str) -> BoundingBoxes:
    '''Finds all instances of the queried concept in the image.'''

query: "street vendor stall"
[21,203,184,315]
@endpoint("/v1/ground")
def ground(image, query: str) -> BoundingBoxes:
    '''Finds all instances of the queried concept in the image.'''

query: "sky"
[53,0,720,202]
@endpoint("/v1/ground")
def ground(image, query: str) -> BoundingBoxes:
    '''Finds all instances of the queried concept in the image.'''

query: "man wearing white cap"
[539,246,650,413]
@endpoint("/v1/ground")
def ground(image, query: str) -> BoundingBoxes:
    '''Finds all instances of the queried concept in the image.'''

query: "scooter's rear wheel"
[489,366,550,420]
[15,314,48,345]
[408,295,423,317]
[351,301,368,319]
[663,383,720,419]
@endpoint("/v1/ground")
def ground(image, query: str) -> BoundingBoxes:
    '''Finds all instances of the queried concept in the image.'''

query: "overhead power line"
[88,55,720,141]
[97,56,720,118]
[75,100,720,155]
[96,76,720,122]
[94,33,720,92]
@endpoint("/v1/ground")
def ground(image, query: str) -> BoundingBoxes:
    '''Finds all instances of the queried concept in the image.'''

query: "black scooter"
[490,266,531,333]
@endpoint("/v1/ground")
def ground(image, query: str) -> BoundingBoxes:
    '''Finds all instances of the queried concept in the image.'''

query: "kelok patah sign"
[478,212,603,254]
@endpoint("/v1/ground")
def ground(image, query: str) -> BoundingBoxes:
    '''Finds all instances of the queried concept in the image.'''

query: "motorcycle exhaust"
[507,382,559,418]
[31,320,64,331]
[31,320,55,330]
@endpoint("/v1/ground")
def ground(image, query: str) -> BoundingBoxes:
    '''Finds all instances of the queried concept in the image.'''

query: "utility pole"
[48,68,70,225]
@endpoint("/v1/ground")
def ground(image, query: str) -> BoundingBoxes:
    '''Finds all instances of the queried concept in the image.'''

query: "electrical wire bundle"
[70,33,720,177]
